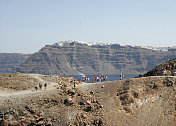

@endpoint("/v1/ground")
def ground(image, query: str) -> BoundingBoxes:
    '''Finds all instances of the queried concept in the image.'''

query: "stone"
[90,91,94,95]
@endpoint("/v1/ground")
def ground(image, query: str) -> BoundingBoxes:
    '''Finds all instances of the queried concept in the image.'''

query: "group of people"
[56,81,63,89]
[34,82,47,91]
[163,69,176,76]
[92,76,107,83]
[34,79,78,92]
[120,73,125,80]
[163,64,176,76]
[80,75,107,83]
[82,77,90,83]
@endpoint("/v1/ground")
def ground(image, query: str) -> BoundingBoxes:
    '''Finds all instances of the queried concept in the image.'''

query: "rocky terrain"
[143,58,176,76]
[15,40,176,75]
[0,73,175,126]
[0,53,30,73]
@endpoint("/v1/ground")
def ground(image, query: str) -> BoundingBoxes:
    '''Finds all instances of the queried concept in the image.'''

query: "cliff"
[16,41,176,75]
[0,53,30,73]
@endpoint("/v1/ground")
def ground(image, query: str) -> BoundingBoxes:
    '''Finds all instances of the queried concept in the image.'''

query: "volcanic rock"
[143,58,176,76]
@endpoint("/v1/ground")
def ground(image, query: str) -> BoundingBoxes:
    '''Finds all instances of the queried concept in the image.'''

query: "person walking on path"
[105,75,107,81]
[97,76,100,82]
[56,81,59,89]
[44,83,47,90]
[73,80,76,89]
[39,82,42,90]
[163,69,167,76]
[120,74,122,80]
[122,74,125,80]
[87,77,90,83]
[34,84,38,91]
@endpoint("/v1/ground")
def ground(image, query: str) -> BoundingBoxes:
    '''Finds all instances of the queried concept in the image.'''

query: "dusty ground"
[0,73,175,126]
[78,76,176,126]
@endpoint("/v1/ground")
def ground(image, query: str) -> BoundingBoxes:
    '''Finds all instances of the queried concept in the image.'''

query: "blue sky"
[0,0,176,53]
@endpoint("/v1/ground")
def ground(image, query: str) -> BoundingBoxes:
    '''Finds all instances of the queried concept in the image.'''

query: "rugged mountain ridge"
[0,53,30,73]
[16,41,176,75]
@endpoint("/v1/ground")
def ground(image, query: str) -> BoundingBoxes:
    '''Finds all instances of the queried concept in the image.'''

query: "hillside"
[143,58,176,76]
[0,73,175,125]
[16,40,176,75]
[0,53,30,73]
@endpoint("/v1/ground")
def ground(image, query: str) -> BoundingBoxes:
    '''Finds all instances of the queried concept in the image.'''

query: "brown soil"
[0,73,38,91]
[0,73,175,126]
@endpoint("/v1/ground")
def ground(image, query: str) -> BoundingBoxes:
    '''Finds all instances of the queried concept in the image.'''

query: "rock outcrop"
[77,76,176,126]
[16,41,176,75]
[143,58,176,76]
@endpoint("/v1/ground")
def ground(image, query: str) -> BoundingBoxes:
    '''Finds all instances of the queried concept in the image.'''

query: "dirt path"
[0,75,175,99]
[30,74,57,88]
[0,74,57,98]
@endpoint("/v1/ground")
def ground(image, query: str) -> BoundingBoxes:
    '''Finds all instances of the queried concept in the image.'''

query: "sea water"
[65,74,138,82]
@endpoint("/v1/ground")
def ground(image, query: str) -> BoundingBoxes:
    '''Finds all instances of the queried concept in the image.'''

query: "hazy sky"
[1,0,176,53]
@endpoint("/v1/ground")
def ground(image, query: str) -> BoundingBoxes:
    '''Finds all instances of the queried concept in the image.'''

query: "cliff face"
[16,41,176,75]
[0,53,30,73]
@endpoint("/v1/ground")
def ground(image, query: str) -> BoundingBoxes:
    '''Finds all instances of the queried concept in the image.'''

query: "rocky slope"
[16,41,176,75]
[0,73,175,126]
[0,53,30,73]
[78,76,176,126]
[143,58,176,76]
